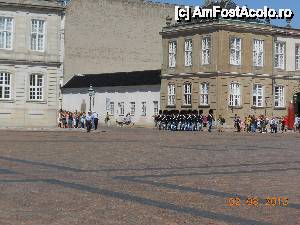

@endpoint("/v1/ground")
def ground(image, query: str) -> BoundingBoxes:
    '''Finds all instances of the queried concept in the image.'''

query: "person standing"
[93,111,99,130]
[105,112,110,126]
[207,109,214,132]
[295,114,300,132]
[86,111,92,133]
[234,115,241,132]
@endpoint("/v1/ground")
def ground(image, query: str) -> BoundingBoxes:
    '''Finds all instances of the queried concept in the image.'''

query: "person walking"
[105,112,110,126]
[93,111,99,130]
[86,111,92,133]
[207,109,214,132]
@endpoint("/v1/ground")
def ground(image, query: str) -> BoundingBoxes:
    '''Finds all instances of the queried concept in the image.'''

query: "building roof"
[62,70,161,89]
[0,0,63,10]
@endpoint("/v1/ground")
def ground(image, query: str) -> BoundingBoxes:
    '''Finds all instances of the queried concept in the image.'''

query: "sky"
[147,0,300,28]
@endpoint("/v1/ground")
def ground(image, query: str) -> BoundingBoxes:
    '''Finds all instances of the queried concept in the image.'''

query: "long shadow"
[0,140,138,143]
[0,168,19,174]
[114,167,300,179]
[0,178,274,225]
[161,146,288,152]
[186,144,288,149]
[0,156,83,172]
[88,160,300,172]
[114,177,300,210]
[1,155,299,173]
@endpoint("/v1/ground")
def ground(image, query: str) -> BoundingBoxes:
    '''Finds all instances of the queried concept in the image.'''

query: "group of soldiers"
[154,110,214,132]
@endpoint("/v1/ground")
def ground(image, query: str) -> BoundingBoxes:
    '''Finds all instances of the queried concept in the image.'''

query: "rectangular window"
[230,37,242,65]
[168,41,176,68]
[253,40,264,67]
[274,42,285,69]
[130,102,135,115]
[167,83,175,106]
[202,36,211,65]
[296,45,300,70]
[0,72,11,99]
[141,102,146,116]
[29,74,44,101]
[184,39,192,66]
[253,84,264,107]
[110,102,114,115]
[183,83,192,105]
[31,19,45,51]
[200,83,209,106]
[153,101,159,115]
[274,85,285,107]
[0,17,13,49]
[229,82,241,106]
[118,102,124,115]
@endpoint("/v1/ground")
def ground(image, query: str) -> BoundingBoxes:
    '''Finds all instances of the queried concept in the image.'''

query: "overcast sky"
[147,0,300,28]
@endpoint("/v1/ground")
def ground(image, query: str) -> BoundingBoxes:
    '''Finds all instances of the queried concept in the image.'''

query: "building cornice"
[161,20,300,37]
[161,71,300,79]
[0,59,61,67]
[0,1,64,12]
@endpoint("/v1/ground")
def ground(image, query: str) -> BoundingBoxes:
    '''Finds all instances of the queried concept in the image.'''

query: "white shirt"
[93,112,98,119]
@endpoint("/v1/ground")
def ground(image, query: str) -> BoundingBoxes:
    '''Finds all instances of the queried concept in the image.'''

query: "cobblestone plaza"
[0,128,299,225]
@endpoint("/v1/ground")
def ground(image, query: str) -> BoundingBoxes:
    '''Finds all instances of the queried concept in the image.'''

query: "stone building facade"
[0,0,63,127]
[63,0,174,83]
[160,4,300,125]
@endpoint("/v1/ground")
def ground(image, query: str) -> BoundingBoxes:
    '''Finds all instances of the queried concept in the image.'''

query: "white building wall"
[62,86,160,126]
[277,37,300,71]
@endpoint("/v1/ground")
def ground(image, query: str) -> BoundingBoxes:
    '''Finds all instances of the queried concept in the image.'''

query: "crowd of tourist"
[154,110,300,133]
[58,109,300,133]
[58,110,99,131]
[233,114,291,133]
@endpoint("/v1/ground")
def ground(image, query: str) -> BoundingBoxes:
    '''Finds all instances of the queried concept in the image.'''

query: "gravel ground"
[0,127,299,225]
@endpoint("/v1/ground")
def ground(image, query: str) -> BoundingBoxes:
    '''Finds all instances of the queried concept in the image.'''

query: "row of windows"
[0,72,44,101]
[168,37,300,70]
[108,101,159,117]
[167,82,285,108]
[0,17,45,51]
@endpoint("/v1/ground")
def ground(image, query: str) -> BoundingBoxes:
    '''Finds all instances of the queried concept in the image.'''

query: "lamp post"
[88,85,94,112]
[59,96,63,111]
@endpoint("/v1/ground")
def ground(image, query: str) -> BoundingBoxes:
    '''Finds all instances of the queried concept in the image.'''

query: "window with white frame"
[252,84,264,107]
[130,102,135,115]
[0,17,13,49]
[118,102,124,115]
[183,82,192,105]
[0,72,11,100]
[168,41,176,68]
[153,101,159,115]
[274,42,285,69]
[202,36,211,65]
[229,82,241,106]
[110,102,114,115]
[29,74,44,101]
[200,83,209,106]
[296,45,300,70]
[274,85,285,107]
[141,102,146,116]
[167,83,175,106]
[184,39,192,66]
[230,37,242,65]
[253,39,264,67]
[31,19,45,51]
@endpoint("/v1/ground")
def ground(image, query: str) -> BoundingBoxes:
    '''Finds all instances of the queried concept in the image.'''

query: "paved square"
[0,128,299,225]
